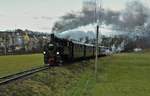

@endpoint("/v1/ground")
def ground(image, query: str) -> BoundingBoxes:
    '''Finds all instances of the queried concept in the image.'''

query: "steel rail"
[0,65,49,86]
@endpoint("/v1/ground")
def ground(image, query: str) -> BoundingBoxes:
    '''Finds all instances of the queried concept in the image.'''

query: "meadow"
[0,54,43,77]
[90,52,150,96]
[0,52,150,96]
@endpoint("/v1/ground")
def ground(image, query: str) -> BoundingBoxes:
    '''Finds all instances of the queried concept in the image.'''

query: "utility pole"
[95,24,99,78]
[95,0,102,79]
[94,0,98,79]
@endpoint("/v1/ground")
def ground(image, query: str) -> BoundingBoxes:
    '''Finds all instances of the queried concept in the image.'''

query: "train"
[43,34,111,65]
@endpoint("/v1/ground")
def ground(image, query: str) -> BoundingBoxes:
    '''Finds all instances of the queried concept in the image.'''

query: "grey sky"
[0,0,149,32]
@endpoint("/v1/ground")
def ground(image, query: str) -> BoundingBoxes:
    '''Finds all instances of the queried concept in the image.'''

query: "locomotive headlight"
[43,51,46,54]
[56,52,59,55]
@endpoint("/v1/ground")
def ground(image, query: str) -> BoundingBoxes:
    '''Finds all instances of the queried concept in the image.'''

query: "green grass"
[1,52,150,96]
[0,61,92,96]
[0,54,43,77]
[91,53,150,96]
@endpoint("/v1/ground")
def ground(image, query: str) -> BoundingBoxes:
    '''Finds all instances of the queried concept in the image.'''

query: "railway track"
[0,65,49,86]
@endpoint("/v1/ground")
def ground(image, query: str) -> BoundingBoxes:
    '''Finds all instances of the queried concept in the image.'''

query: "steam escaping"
[119,1,148,31]
[53,0,150,51]
[56,23,148,40]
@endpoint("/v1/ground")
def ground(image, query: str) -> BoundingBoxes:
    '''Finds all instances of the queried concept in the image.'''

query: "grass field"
[90,52,150,96]
[0,54,43,77]
[1,52,150,96]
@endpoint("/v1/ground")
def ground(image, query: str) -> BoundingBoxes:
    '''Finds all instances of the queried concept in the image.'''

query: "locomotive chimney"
[50,34,55,41]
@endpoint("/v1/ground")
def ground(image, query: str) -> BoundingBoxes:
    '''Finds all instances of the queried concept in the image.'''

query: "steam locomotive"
[43,34,109,65]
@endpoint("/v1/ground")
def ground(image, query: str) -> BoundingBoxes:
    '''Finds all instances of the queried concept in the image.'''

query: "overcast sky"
[0,0,149,32]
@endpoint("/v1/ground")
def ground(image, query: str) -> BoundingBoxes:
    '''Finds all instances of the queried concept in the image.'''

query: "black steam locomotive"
[43,34,107,65]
